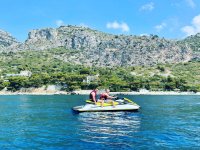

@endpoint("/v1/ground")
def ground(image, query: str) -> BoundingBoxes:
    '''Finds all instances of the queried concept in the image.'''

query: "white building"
[83,74,99,84]
[19,71,32,77]
[139,89,149,93]
[6,70,32,77]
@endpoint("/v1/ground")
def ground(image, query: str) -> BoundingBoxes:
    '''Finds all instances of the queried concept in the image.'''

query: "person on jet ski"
[99,89,117,107]
[89,88,99,104]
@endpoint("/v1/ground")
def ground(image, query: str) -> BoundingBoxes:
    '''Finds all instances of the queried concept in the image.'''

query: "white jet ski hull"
[72,103,140,112]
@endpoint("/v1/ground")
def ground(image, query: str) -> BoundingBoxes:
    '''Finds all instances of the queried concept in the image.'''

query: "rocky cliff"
[0,29,19,49]
[0,25,196,66]
[180,33,200,61]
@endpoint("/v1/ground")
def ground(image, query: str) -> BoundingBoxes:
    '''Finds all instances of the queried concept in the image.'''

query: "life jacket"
[89,90,97,100]
[100,93,108,100]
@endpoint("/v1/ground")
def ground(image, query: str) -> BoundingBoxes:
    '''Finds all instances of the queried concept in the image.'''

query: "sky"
[0,0,200,41]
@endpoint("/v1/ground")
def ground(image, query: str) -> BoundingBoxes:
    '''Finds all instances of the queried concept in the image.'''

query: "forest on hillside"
[0,48,199,92]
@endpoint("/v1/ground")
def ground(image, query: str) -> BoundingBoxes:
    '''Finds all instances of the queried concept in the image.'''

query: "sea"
[0,95,200,149]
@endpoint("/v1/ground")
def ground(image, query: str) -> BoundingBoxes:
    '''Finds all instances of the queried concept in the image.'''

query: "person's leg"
[112,100,115,107]
[106,99,115,107]
[101,100,104,107]
[99,99,104,107]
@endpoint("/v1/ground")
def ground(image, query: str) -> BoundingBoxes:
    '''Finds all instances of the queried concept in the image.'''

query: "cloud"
[106,21,130,32]
[155,22,167,32]
[185,0,196,8]
[181,14,200,36]
[140,2,154,11]
[181,26,195,36]
[171,0,195,9]
[55,20,65,27]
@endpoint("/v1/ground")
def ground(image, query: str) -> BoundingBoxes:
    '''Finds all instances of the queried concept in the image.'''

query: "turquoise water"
[0,95,200,149]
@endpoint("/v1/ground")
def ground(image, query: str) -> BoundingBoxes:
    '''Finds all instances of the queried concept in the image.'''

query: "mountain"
[180,33,200,61]
[0,25,195,66]
[0,29,19,49]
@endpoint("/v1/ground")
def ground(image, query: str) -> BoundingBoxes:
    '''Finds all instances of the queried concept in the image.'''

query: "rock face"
[180,33,200,61]
[22,26,192,66]
[0,29,19,49]
[0,26,195,66]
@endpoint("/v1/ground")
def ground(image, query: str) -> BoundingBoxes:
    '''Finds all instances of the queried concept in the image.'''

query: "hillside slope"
[0,26,192,67]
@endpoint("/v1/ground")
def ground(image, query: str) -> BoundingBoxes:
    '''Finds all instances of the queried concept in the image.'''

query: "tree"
[189,86,198,93]
[157,66,165,72]
[0,80,5,90]
[79,68,90,75]
[7,76,29,91]
[164,83,176,91]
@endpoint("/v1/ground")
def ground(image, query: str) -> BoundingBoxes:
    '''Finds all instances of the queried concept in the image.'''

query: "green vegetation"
[0,48,199,92]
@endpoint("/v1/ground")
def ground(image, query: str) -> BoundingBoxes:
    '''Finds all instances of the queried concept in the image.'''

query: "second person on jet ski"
[99,89,117,107]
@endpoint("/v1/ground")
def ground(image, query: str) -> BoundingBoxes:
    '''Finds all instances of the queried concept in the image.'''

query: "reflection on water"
[77,112,141,147]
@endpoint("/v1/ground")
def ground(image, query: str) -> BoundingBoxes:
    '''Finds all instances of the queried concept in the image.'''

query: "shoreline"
[0,90,199,95]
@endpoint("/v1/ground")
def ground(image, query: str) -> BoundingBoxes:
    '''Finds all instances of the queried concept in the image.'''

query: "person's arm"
[106,94,117,99]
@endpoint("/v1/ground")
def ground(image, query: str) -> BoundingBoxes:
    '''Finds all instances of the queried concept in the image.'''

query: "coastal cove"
[0,95,199,149]
[1,0,200,149]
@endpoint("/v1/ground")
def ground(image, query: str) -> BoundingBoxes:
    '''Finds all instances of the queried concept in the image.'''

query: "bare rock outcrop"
[0,29,20,50]
[0,26,194,66]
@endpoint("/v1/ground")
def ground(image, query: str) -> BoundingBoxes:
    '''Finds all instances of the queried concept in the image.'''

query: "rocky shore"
[0,90,199,95]
[74,90,200,95]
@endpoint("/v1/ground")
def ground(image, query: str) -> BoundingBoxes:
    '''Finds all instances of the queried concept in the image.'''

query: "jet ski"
[72,98,140,112]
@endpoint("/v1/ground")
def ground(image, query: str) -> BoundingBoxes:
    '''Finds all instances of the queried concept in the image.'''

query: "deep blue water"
[0,95,200,149]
